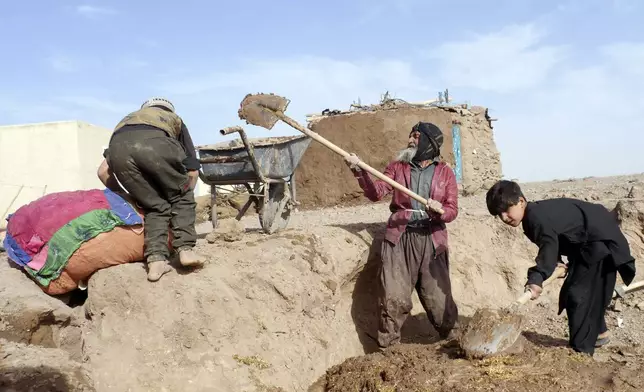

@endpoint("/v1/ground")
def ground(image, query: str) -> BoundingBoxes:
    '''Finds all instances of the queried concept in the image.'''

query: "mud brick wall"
[294,105,502,208]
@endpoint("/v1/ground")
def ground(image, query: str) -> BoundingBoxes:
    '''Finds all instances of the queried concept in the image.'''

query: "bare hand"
[525,284,543,300]
[344,153,361,170]
[425,199,443,214]
[557,262,568,278]
[187,170,199,190]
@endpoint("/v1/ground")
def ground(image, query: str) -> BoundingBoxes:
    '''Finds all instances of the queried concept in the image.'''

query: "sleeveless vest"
[114,107,183,138]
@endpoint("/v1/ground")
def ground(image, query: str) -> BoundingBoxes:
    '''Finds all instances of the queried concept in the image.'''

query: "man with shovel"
[97,97,206,282]
[485,180,637,355]
[344,121,460,349]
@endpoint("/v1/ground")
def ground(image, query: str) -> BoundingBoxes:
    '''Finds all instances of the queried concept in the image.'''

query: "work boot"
[177,247,206,267]
[147,255,171,282]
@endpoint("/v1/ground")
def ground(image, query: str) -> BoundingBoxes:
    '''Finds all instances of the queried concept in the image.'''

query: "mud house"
[0,121,112,228]
[294,99,503,208]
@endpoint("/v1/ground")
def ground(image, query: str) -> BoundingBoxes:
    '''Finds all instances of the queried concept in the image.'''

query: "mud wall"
[294,105,502,208]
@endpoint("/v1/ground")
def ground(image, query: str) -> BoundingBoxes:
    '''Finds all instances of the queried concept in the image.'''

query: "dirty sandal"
[595,335,611,348]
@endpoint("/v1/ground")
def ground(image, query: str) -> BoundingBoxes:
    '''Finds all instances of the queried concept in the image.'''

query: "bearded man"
[344,121,459,349]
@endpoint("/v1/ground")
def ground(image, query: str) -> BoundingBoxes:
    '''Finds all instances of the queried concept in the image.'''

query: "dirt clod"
[207,218,245,242]
[458,307,527,359]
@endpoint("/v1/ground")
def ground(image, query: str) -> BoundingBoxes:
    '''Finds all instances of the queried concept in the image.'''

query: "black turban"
[411,122,443,162]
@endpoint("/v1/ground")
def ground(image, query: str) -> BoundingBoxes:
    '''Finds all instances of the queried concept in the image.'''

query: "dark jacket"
[522,198,636,287]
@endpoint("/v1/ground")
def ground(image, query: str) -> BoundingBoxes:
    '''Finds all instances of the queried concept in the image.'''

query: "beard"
[396,146,417,163]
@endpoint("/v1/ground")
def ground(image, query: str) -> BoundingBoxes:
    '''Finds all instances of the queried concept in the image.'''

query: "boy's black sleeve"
[178,121,201,171]
[524,217,560,287]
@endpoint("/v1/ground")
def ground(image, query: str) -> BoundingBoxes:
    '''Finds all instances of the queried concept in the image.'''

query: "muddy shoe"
[147,259,171,282]
[178,247,206,267]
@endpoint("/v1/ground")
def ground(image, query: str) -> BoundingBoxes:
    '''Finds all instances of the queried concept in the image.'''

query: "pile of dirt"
[0,260,85,359]
[295,103,501,209]
[2,174,644,392]
[313,340,644,392]
[79,226,372,391]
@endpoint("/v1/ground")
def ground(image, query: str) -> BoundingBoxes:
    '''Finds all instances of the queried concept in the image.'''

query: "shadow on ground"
[523,331,569,348]
[0,366,83,392]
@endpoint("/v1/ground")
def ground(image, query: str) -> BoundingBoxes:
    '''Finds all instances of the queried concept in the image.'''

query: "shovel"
[237,93,445,215]
[613,279,644,299]
[458,265,568,359]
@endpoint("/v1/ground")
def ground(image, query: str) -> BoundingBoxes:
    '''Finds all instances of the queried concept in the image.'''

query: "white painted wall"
[0,120,238,229]
[0,121,111,228]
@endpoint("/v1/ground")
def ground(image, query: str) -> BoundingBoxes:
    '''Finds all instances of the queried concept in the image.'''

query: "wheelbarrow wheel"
[258,182,291,234]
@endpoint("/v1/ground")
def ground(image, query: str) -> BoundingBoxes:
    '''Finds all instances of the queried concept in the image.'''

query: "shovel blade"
[238,93,290,130]
[458,308,526,359]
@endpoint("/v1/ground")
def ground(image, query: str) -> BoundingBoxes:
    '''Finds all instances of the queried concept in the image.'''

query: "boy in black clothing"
[485,180,636,356]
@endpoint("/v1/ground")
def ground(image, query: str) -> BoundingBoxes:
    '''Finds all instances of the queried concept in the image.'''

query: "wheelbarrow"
[197,126,312,234]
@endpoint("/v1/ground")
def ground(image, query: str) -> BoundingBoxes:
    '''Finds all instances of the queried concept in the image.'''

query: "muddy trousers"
[559,255,616,356]
[106,129,197,260]
[377,229,459,348]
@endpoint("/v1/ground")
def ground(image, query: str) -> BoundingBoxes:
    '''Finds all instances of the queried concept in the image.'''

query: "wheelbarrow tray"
[197,135,312,184]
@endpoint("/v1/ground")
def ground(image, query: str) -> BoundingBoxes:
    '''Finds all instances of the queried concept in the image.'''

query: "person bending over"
[98,97,205,282]
[486,180,636,355]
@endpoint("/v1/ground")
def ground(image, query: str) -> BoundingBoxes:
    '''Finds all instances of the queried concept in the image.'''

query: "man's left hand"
[525,284,543,300]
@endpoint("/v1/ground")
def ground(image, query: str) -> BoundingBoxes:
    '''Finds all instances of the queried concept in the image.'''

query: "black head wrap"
[411,122,443,162]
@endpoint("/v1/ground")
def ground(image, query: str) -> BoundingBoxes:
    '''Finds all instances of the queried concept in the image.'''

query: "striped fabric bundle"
[3,188,143,287]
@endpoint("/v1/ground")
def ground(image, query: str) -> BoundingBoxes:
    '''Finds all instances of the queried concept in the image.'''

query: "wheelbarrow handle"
[220,126,244,136]
[275,111,445,215]
[513,265,567,307]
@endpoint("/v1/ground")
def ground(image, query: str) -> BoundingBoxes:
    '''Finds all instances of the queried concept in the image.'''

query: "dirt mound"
[312,175,644,392]
[313,340,643,392]
[0,259,84,359]
[295,104,501,209]
[80,226,372,392]
[2,174,644,391]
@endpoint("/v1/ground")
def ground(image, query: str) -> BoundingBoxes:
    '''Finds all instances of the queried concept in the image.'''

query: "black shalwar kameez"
[521,198,636,355]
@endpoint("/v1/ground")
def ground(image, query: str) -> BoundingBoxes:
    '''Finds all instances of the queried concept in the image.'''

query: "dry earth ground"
[2,174,644,391]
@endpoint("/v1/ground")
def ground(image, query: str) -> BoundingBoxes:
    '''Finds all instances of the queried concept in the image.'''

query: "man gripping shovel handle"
[460,261,644,359]
[236,93,445,215]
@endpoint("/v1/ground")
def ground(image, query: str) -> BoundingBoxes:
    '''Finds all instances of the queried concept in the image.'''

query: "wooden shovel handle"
[613,280,644,299]
[276,111,445,215]
[514,265,567,306]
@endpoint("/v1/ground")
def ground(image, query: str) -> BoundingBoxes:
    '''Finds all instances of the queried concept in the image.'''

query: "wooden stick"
[513,266,567,306]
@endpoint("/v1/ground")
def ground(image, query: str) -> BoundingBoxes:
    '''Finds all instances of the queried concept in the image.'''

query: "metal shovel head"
[458,307,527,359]
[238,93,290,130]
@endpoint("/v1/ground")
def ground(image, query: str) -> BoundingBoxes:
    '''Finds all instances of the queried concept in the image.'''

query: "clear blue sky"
[1,0,642,182]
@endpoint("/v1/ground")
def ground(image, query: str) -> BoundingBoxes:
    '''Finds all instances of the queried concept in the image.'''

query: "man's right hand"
[187,170,199,190]
[345,153,361,170]
[525,284,543,300]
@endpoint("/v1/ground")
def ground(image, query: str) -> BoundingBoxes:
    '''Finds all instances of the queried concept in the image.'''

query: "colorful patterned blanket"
[2,188,143,286]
